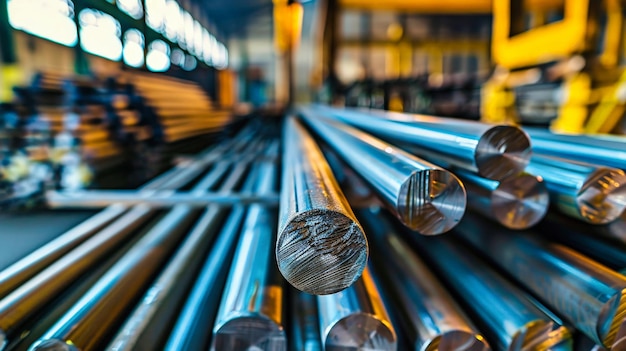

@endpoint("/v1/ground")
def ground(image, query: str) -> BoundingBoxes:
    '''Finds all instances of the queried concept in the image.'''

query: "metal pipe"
[277,117,367,295]
[310,104,532,181]
[46,190,280,208]
[211,161,287,351]
[456,212,626,349]
[453,169,549,229]
[414,235,572,351]
[525,154,626,224]
[358,210,490,351]
[290,290,322,351]
[317,266,397,350]
[300,108,466,235]
[28,161,250,351]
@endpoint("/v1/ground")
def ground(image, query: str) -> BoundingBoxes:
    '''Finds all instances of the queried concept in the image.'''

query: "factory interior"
[2,0,626,350]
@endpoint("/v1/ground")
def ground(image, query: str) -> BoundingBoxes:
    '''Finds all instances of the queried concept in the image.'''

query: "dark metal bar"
[277,117,367,295]
[290,290,322,351]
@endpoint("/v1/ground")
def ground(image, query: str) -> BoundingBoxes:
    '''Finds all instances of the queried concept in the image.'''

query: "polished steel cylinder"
[211,161,287,351]
[525,154,626,224]
[453,169,549,229]
[310,104,532,180]
[359,211,490,351]
[291,290,322,351]
[317,267,397,350]
[456,213,626,349]
[301,108,466,235]
[277,117,368,295]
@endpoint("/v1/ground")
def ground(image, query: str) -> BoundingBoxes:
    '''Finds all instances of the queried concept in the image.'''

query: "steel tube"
[453,169,549,229]
[277,117,367,295]
[317,266,397,351]
[290,290,322,351]
[358,211,490,351]
[301,108,466,235]
[211,161,287,351]
[525,154,626,224]
[456,212,626,349]
[310,104,532,180]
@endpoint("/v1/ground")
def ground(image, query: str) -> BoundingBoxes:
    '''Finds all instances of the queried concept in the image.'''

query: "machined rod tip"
[578,169,626,224]
[29,339,79,351]
[276,210,368,295]
[599,290,626,349]
[212,316,287,351]
[325,313,396,351]
[512,321,572,351]
[475,126,532,181]
[424,331,490,351]
[398,169,466,235]
[492,174,549,230]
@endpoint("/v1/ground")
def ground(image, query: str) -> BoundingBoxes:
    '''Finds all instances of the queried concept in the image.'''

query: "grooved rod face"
[277,118,368,296]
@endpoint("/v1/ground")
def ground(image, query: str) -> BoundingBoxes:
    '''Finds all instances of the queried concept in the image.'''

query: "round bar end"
[212,317,286,351]
[577,168,626,225]
[475,126,532,181]
[492,173,549,230]
[424,330,490,351]
[599,289,626,349]
[325,313,396,351]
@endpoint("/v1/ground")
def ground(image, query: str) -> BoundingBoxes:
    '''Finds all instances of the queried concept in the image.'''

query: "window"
[147,40,171,72]
[79,9,123,61]
[7,0,78,47]
[164,0,183,43]
[117,0,143,20]
[145,0,166,32]
[123,29,145,67]
[171,48,186,67]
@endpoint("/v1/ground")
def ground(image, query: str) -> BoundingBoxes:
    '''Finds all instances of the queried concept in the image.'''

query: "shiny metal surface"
[415,235,572,351]
[301,108,466,235]
[310,104,531,180]
[525,154,626,224]
[457,213,626,349]
[277,117,367,295]
[317,267,397,351]
[454,169,549,229]
[211,161,287,351]
[359,211,489,351]
[291,290,323,351]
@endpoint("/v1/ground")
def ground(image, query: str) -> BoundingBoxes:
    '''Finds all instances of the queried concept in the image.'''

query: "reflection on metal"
[277,117,368,295]
[301,108,466,235]
[457,213,626,349]
[211,161,287,351]
[453,169,549,229]
[291,290,323,351]
[310,105,531,180]
[317,267,397,351]
[525,154,626,224]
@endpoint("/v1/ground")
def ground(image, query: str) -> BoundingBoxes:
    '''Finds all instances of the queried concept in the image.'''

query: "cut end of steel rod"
[599,290,626,349]
[492,174,549,230]
[325,313,396,351]
[29,339,79,351]
[212,317,287,351]
[398,169,466,235]
[424,331,490,351]
[276,209,368,295]
[512,321,572,351]
[578,168,626,225]
[475,126,531,181]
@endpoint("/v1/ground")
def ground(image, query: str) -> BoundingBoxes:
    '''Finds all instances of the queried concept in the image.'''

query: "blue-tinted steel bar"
[291,290,322,351]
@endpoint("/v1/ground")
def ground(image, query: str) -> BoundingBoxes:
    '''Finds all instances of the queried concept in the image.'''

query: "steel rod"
[456,212,626,349]
[290,290,322,351]
[453,169,549,229]
[277,117,367,295]
[310,104,532,180]
[317,266,397,350]
[211,161,287,351]
[525,154,626,224]
[300,108,466,235]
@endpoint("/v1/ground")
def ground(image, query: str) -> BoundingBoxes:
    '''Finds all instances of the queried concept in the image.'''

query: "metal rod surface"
[310,104,532,181]
[291,290,322,351]
[277,117,368,295]
[456,212,626,349]
[301,108,466,235]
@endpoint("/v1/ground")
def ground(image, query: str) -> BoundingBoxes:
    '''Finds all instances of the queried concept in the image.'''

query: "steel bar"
[301,108,466,235]
[310,104,532,181]
[46,190,280,208]
[317,266,397,351]
[453,169,549,229]
[525,154,626,224]
[277,117,367,295]
[358,210,490,351]
[211,161,287,351]
[28,160,250,351]
[456,212,626,349]
[290,290,322,351]
[414,236,572,351]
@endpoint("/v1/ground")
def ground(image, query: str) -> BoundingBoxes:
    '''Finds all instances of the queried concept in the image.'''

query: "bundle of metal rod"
[525,154,626,224]
[211,161,287,351]
[277,117,368,295]
[290,290,322,351]
[452,168,549,229]
[414,235,572,350]
[317,266,397,350]
[300,108,466,235]
[358,210,490,351]
[309,104,532,181]
[456,212,626,350]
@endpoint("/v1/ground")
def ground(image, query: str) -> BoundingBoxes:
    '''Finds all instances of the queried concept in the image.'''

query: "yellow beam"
[339,0,491,13]
[340,39,489,52]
